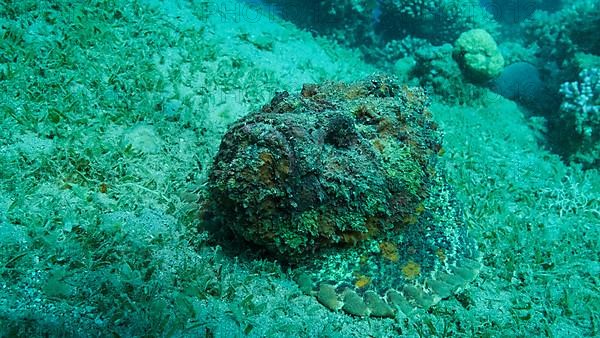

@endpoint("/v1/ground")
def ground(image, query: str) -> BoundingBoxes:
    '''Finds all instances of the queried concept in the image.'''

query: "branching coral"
[377,0,498,44]
[520,0,600,168]
[523,0,600,67]
[559,68,600,167]
[560,69,600,138]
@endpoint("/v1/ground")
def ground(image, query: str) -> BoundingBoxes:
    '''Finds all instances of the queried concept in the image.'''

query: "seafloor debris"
[202,76,481,317]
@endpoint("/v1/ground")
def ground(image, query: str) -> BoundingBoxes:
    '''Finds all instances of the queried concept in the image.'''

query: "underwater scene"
[0,0,598,337]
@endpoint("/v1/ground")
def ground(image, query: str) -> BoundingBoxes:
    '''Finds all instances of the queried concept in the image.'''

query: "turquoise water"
[0,0,598,337]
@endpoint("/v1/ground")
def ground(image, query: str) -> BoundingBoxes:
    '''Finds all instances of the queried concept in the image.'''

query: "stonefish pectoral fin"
[202,75,481,317]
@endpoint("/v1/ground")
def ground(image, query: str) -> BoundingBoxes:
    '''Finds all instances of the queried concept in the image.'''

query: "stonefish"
[202,76,481,317]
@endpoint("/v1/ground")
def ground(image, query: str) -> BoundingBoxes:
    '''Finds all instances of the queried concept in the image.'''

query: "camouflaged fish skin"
[203,76,481,317]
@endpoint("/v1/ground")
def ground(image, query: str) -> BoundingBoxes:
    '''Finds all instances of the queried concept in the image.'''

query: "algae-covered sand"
[0,0,598,337]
